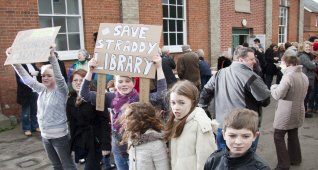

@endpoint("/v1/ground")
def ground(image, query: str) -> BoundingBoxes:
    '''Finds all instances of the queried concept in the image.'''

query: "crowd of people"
[7,35,318,170]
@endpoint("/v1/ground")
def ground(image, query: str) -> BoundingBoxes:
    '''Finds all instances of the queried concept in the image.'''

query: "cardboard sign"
[94,23,162,79]
[4,27,61,65]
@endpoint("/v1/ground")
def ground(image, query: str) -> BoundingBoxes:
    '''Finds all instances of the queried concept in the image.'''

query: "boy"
[204,109,270,170]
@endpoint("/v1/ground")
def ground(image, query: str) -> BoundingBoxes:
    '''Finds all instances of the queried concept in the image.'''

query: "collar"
[223,148,254,167]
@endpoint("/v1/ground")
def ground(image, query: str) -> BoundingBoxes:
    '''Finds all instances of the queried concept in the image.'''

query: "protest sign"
[4,27,61,65]
[93,23,162,79]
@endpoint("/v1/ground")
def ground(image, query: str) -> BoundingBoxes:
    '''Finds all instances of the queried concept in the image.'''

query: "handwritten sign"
[94,23,162,79]
[4,27,61,65]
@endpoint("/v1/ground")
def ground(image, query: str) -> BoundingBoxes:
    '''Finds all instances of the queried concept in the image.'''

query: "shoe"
[305,112,313,118]
[79,159,85,164]
[35,128,41,132]
[24,131,32,136]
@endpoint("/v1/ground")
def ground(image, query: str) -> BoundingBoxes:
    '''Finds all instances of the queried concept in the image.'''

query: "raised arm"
[49,47,68,94]
[150,55,167,105]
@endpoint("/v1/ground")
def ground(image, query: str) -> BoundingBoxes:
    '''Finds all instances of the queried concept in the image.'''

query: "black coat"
[162,55,177,86]
[264,48,279,75]
[204,149,270,170]
[16,64,41,105]
[66,95,111,168]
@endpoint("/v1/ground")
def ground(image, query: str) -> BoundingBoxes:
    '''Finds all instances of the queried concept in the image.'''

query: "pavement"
[0,98,317,170]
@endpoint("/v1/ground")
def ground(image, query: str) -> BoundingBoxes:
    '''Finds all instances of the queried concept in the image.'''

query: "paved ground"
[0,98,317,170]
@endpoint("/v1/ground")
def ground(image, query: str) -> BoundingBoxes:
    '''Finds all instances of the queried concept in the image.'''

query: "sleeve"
[12,64,45,93]
[177,57,185,79]
[149,79,167,105]
[152,142,170,170]
[196,123,217,170]
[49,56,68,94]
[248,75,271,102]
[169,58,176,69]
[80,79,97,105]
[198,75,216,108]
[299,54,316,71]
[270,75,290,100]
[99,110,112,151]
[204,155,215,170]
[66,101,75,135]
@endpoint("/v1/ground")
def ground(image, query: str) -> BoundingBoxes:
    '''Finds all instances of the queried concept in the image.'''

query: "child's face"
[170,92,192,120]
[41,69,56,89]
[115,76,134,95]
[223,128,257,157]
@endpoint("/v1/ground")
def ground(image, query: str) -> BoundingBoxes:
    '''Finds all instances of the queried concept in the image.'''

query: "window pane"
[177,0,183,5]
[38,0,52,14]
[170,5,176,18]
[169,33,176,45]
[56,34,67,51]
[279,18,283,25]
[67,17,79,32]
[67,0,79,14]
[170,0,176,5]
[177,20,183,31]
[163,20,168,32]
[39,16,52,28]
[177,33,183,45]
[162,0,168,4]
[163,5,168,18]
[169,20,176,31]
[53,0,66,14]
[53,17,66,33]
[68,34,80,50]
[177,6,183,18]
[164,33,169,45]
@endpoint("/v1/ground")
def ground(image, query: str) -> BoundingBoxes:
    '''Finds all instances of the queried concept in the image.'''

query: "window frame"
[162,0,187,53]
[38,0,84,60]
[278,6,288,44]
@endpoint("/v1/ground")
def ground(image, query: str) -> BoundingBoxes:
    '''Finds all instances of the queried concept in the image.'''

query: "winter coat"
[270,65,309,130]
[204,148,270,170]
[177,52,201,88]
[170,107,217,170]
[128,129,169,170]
[264,48,279,75]
[298,52,316,87]
[162,55,177,87]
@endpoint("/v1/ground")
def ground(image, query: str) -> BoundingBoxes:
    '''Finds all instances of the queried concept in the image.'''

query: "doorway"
[232,28,250,52]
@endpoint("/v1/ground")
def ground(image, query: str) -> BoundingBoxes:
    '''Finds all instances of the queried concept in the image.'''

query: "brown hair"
[107,80,115,89]
[223,109,259,134]
[164,80,199,140]
[121,102,164,145]
[282,56,299,67]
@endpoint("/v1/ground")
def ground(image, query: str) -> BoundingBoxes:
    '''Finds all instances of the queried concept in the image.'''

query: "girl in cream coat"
[165,80,217,170]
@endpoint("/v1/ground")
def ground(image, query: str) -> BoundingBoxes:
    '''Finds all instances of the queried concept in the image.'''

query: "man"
[177,45,201,90]
[161,46,177,88]
[199,47,270,151]
[253,38,264,53]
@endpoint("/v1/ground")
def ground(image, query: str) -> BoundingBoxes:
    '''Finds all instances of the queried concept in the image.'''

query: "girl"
[66,69,111,170]
[8,45,77,170]
[80,55,166,170]
[165,80,217,170]
[121,102,169,170]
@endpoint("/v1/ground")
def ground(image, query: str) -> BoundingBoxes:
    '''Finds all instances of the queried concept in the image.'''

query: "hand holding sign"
[88,59,98,72]
[152,54,162,69]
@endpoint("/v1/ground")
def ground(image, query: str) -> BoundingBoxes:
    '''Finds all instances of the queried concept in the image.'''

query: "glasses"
[72,79,83,83]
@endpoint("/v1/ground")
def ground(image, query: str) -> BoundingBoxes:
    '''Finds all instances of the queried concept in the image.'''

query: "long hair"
[121,102,164,146]
[164,80,199,140]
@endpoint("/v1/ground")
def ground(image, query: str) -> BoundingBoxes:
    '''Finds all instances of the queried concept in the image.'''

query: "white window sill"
[165,45,184,53]
[57,50,79,60]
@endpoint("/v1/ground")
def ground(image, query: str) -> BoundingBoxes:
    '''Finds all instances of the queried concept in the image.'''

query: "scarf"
[111,89,139,131]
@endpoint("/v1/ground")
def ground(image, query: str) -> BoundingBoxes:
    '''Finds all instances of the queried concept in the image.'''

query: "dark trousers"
[274,128,302,169]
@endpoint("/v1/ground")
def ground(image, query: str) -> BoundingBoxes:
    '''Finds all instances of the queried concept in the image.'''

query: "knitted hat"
[196,49,204,57]
[313,42,318,51]
[181,45,192,52]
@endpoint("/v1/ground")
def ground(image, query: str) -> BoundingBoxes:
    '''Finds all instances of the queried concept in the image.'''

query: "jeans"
[112,136,129,170]
[216,128,260,152]
[102,155,112,169]
[274,128,301,169]
[42,135,77,170]
[21,92,38,131]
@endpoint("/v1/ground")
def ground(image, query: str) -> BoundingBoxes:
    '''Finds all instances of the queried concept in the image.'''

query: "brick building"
[304,0,318,41]
[0,0,304,118]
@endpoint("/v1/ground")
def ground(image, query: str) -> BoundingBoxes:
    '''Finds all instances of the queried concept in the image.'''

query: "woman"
[264,43,282,88]
[270,50,309,170]
[165,80,217,170]
[66,69,111,170]
[67,49,90,82]
[8,45,77,170]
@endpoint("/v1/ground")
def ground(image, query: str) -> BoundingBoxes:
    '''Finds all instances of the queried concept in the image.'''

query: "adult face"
[77,52,86,61]
[115,76,135,95]
[239,52,256,70]
[304,44,312,53]
[41,69,56,89]
[223,128,257,158]
[170,92,192,120]
[71,74,83,93]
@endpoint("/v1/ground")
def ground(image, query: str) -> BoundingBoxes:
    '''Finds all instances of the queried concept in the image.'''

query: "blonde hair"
[298,41,312,53]
[41,64,53,75]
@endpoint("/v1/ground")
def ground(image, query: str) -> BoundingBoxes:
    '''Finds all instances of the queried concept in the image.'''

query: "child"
[165,80,217,170]
[8,45,77,169]
[121,102,169,170]
[80,55,166,170]
[204,109,270,170]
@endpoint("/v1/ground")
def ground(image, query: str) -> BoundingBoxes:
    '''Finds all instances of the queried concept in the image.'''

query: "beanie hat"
[313,42,318,51]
